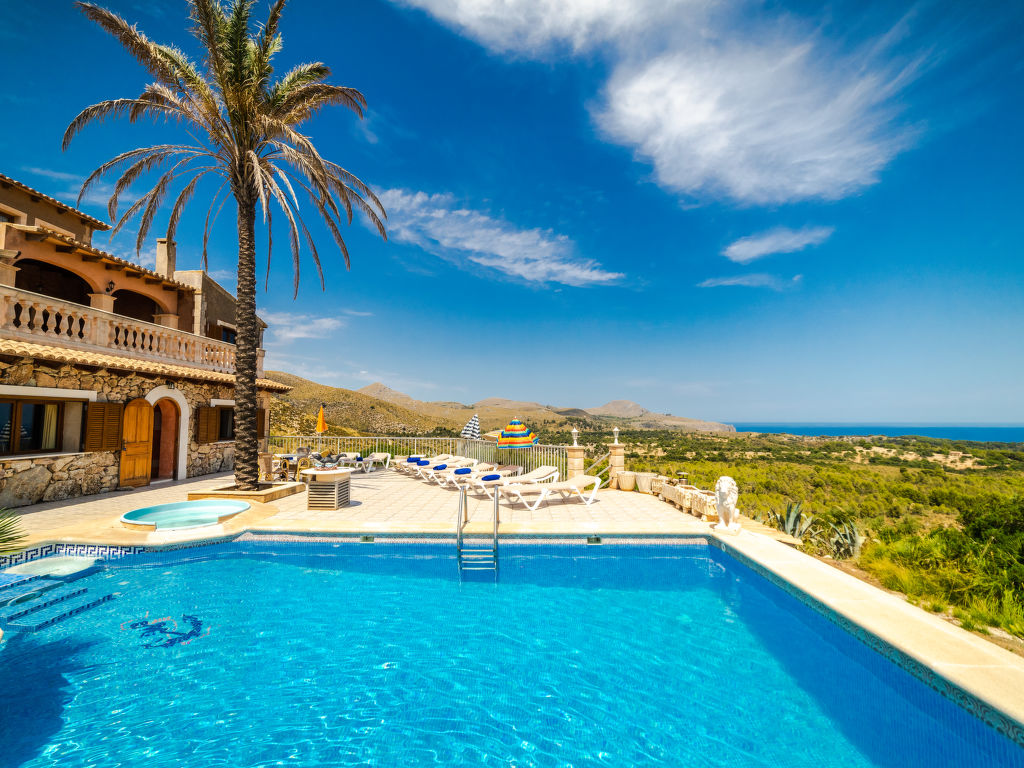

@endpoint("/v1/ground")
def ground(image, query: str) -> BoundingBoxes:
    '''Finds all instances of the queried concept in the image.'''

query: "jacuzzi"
[121,500,251,531]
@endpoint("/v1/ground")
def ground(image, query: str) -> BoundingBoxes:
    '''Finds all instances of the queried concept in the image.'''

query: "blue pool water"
[120,499,250,530]
[1,541,1021,768]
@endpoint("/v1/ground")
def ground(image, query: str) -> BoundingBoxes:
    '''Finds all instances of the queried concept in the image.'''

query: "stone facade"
[0,451,119,507]
[0,357,269,508]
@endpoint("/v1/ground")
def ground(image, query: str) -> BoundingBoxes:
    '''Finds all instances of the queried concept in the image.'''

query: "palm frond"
[0,508,26,557]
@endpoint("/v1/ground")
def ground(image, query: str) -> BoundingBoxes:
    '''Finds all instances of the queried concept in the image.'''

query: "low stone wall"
[0,452,119,508]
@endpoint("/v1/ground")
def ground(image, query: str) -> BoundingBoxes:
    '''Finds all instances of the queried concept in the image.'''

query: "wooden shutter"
[257,408,266,439]
[196,406,218,444]
[84,402,124,452]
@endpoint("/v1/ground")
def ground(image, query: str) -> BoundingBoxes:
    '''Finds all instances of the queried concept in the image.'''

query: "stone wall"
[0,451,119,507]
[0,356,270,507]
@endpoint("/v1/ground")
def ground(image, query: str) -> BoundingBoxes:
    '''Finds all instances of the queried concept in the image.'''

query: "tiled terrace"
[9,469,711,546]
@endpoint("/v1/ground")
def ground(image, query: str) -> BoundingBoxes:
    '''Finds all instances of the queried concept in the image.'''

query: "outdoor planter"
[636,472,658,494]
[617,471,637,491]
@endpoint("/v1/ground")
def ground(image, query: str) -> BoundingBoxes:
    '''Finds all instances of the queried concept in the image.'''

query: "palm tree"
[64,0,386,490]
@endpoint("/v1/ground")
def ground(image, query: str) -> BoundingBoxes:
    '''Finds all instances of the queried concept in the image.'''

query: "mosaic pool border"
[3,531,1022,748]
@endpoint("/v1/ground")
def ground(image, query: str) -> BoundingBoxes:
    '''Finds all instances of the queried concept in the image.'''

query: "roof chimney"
[156,238,177,279]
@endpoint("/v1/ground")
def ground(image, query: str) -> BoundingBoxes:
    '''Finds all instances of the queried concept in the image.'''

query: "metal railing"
[585,450,611,478]
[268,435,569,479]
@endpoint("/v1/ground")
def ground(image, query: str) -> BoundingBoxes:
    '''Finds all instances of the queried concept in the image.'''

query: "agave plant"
[0,509,26,557]
[770,502,817,541]
[826,521,865,559]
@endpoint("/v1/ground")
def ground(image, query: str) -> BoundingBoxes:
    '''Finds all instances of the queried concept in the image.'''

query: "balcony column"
[88,293,115,312]
[153,313,180,330]
[0,250,20,287]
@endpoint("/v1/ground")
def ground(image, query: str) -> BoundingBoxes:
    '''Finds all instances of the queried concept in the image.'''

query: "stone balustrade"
[0,285,260,376]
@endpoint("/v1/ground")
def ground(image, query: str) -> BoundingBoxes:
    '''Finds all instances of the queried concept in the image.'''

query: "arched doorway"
[144,385,190,481]
[112,289,160,323]
[151,398,179,481]
[14,258,93,305]
[120,398,154,488]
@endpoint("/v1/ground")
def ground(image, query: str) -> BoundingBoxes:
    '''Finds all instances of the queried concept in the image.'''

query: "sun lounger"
[434,462,497,487]
[499,474,602,511]
[468,465,559,498]
[416,457,476,481]
[360,452,391,472]
[395,454,453,473]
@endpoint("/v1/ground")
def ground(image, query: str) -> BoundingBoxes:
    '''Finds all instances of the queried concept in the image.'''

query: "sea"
[732,424,1024,444]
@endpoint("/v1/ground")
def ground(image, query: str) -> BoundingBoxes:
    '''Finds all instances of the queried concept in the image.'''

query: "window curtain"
[42,403,58,451]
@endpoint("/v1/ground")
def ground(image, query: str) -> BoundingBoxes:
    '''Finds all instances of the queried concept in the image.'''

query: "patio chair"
[467,465,559,498]
[499,475,602,511]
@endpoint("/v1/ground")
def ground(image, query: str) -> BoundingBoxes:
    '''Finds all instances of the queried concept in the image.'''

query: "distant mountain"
[266,371,734,436]
[586,400,649,418]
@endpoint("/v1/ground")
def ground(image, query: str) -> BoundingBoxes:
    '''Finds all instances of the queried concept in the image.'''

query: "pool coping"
[3,526,1024,748]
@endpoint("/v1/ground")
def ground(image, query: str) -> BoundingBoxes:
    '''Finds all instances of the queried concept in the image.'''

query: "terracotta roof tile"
[0,339,291,392]
[0,172,111,230]
[8,224,194,292]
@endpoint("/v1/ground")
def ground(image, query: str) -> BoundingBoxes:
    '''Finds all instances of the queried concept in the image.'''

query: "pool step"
[0,584,89,627]
[6,591,115,633]
[0,577,63,608]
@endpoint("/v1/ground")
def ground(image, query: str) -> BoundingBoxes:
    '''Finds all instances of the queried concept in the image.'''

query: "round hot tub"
[121,500,251,531]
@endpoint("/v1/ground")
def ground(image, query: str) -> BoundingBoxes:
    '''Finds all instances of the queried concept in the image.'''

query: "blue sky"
[2,0,1023,424]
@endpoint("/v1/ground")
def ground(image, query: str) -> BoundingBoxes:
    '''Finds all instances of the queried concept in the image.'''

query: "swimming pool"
[1,540,1021,767]
[120,499,250,531]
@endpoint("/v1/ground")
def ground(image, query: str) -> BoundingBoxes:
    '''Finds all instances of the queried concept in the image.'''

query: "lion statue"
[714,476,741,533]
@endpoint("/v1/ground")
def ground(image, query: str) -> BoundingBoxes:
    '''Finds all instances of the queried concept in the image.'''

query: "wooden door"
[120,399,154,488]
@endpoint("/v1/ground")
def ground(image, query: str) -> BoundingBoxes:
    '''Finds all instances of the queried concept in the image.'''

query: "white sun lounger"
[417,457,476,481]
[434,462,497,487]
[468,465,559,498]
[395,454,453,474]
[499,474,602,511]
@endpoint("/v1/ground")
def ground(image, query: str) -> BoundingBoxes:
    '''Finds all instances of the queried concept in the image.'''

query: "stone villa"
[0,172,289,507]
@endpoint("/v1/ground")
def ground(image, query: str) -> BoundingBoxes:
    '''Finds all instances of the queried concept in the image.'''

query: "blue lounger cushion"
[433,464,447,470]
[407,457,420,463]
[417,460,430,466]
[454,467,472,475]
[481,474,501,481]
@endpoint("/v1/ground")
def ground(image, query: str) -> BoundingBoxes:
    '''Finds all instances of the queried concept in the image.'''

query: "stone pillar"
[608,442,625,489]
[0,250,20,287]
[567,445,585,478]
[153,313,180,329]
[88,293,115,312]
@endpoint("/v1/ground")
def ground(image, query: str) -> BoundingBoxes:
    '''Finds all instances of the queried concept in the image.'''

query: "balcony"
[0,285,262,377]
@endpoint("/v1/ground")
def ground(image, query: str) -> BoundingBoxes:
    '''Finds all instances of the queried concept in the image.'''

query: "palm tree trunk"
[233,193,260,491]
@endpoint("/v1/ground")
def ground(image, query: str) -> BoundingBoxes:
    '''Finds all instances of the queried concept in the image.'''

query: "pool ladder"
[455,486,498,575]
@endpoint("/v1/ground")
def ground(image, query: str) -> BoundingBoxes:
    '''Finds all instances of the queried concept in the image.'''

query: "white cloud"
[262,312,347,343]
[395,0,687,54]
[698,273,802,290]
[397,1,921,205]
[722,225,834,264]
[380,188,622,286]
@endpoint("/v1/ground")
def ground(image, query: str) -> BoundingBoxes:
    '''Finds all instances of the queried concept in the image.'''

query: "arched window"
[14,259,92,306]
[112,289,159,323]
